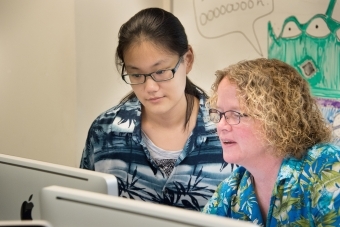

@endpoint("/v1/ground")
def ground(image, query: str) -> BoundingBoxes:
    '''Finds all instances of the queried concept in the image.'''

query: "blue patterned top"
[80,93,233,211]
[202,144,340,226]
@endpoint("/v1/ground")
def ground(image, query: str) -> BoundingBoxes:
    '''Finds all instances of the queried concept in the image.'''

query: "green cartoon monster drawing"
[268,0,340,145]
[268,0,340,99]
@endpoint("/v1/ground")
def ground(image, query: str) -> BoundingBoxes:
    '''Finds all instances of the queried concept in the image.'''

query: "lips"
[147,97,162,101]
[146,96,165,104]
[223,141,235,145]
[220,139,236,145]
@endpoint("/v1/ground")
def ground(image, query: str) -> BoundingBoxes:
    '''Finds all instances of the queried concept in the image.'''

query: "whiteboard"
[173,0,340,145]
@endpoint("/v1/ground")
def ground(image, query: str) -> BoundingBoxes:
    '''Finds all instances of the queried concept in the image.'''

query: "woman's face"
[216,77,269,167]
[123,41,193,116]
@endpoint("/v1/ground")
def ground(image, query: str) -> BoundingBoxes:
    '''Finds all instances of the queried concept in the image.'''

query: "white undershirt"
[141,131,182,177]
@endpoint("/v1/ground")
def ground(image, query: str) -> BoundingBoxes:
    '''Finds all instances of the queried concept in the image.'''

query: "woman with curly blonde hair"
[203,58,340,226]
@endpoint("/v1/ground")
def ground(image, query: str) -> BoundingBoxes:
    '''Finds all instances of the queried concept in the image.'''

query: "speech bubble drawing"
[193,0,274,56]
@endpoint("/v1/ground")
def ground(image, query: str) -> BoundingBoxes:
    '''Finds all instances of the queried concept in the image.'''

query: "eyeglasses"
[121,56,183,85]
[209,109,248,125]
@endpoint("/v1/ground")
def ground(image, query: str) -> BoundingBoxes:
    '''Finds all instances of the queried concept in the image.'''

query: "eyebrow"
[125,59,168,71]
[215,105,242,112]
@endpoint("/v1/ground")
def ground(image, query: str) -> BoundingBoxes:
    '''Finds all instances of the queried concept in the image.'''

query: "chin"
[144,103,165,112]
[222,152,240,165]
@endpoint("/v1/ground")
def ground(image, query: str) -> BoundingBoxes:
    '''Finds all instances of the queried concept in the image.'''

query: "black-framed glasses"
[121,56,183,85]
[209,109,248,125]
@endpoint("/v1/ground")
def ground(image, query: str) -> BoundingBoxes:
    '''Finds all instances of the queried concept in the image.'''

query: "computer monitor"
[40,185,259,227]
[0,154,118,221]
[0,220,52,227]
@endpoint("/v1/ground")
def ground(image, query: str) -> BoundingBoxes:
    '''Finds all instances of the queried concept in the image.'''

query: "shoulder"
[297,143,340,187]
[279,143,340,187]
[305,143,340,166]
[305,144,340,218]
[89,97,141,133]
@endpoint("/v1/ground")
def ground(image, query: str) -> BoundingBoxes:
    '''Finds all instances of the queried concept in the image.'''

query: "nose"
[144,75,159,91]
[217,116,232,131]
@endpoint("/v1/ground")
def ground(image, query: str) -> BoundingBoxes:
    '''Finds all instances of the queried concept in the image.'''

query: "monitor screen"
[0,154,118,221]
[40,185,259,227]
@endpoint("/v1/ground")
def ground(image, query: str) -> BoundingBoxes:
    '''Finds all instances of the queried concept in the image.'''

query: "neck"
[249,155,283,184]
[248,154,283,224]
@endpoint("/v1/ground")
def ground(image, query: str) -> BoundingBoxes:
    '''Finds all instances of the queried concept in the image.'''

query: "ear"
[184,45,194,74]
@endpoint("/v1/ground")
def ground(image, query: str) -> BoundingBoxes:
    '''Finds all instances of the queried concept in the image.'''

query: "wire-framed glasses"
[209,109,248,125]
[121,56,183,85]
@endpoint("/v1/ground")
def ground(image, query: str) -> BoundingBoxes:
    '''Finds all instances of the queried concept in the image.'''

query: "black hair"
[115,8,207,129]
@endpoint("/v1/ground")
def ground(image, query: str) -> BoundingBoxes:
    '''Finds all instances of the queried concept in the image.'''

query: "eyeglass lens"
[126,70,174,84]
[209,109,242,125]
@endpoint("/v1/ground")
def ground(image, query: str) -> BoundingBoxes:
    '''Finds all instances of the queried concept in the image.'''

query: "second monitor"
[40,185,259,227]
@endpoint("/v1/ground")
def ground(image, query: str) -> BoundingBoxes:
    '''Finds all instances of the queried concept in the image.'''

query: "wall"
[75,0,166,165]
[0,0,168,167]
[0,0,77,166]
[172,0,335,92]
[2,0,337,167]
[172,0,340,145]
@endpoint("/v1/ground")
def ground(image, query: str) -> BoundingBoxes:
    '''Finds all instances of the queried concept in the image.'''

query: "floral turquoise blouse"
[202,143,340,226]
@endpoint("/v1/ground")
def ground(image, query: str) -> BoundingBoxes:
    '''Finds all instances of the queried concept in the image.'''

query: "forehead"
[124,41,172,58]
[123,42,176,67]
[217,77,237,96]
[216,77,240,108]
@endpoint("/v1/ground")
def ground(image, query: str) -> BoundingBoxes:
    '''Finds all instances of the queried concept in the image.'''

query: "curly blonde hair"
[207,58,332,159]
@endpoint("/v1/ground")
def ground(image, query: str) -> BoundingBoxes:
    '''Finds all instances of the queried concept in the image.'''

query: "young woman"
[80,8,232,211]
[203,58,340,226]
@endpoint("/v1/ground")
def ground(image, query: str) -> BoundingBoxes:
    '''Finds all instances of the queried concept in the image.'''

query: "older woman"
[203,58,340,226]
